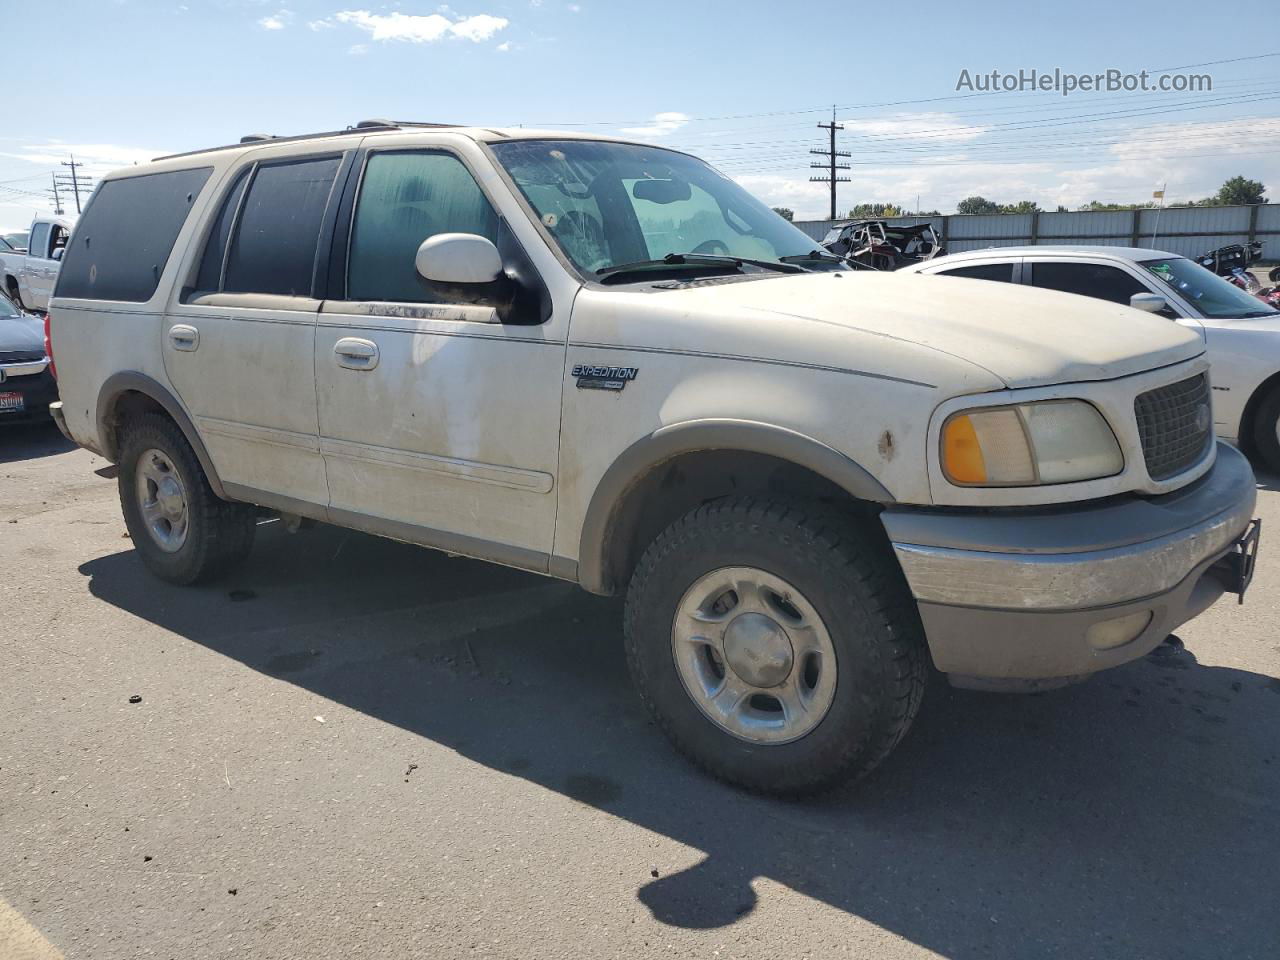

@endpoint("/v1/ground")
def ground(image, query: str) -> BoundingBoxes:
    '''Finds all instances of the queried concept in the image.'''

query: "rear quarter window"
[55,167,213,302]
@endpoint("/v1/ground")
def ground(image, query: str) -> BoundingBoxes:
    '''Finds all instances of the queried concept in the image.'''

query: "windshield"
[3,232,29,251]
[490,139,829,277]
[1139,257,1277,319]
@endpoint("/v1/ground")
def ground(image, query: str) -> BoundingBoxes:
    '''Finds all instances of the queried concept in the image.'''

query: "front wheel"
[117,414,256,584]
[1252,386,1280,475]
[623,498,927,796]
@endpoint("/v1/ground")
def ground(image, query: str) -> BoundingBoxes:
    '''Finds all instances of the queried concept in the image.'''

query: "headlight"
[941,400,1123,486]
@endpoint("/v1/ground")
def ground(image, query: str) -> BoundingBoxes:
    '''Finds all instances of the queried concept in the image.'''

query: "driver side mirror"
[1129,292,1168,314]
[415,233,503,285]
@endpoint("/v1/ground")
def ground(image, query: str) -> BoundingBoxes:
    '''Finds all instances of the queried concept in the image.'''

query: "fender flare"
[96,371,229,500]
[576,418,895,594]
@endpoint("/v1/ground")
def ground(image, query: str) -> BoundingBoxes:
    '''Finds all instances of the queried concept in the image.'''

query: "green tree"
[846,202,902,218]
[1000,201,1042,214]
[1207,176,1267,206]
[956,196,1000,215]
[771,206,794,221]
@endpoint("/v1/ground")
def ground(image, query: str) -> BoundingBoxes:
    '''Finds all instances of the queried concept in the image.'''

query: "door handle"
[167,324,200,352]
[333,337,379,370]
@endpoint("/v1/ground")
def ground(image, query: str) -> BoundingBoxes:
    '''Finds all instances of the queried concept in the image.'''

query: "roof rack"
[153,120,462,162]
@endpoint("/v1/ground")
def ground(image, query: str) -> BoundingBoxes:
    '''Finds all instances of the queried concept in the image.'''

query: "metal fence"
[793,203,1280,261]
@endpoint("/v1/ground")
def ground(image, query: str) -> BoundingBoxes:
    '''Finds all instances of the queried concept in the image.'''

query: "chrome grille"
[1134,373,1212,480]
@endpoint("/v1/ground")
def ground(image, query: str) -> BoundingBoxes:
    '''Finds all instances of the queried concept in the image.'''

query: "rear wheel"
[1251,385,1280,474]
[5,278,22,311]
[624,497,927,796]
[117,414,256,584]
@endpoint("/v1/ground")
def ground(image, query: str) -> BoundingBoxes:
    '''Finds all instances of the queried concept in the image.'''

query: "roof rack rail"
[356,118,461,129]
[153,121,466,163]
[153,124,399,162]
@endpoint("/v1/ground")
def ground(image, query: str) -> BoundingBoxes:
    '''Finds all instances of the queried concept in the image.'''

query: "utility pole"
[809,106,849,221]
[49,174,65,216]
[60,154,87,213]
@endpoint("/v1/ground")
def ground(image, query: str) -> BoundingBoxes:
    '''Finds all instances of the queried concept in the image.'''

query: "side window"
[194,168,251,293]
[347,151,499,303]
[28,222,50,260]
[1029,261,1149,305]
[936,262,1014,282]
[223,156,342,297]
[53,166,214,302]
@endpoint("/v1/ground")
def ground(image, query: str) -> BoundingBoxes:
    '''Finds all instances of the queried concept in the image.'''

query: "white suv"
[46,123,1260,794]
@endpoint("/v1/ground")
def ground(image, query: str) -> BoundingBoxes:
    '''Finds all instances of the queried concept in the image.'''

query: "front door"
[314,145,565,570]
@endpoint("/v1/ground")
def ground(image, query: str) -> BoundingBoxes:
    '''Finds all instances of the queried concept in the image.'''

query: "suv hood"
[0,311,42,356]
[664,271,1203,389]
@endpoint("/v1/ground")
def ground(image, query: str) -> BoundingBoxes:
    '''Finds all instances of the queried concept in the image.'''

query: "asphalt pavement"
[2,420,1278,959]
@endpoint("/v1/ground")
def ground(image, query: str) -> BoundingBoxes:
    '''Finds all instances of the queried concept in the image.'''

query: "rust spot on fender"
[877,430,896,460]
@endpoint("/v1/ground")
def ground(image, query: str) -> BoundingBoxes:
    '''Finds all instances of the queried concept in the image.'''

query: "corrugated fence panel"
[950,214,1031,239]
[1039,210,1132,239]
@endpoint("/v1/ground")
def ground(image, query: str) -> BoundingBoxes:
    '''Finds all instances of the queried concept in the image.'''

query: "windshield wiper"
[595,252,803,281]
[779,249,845,266]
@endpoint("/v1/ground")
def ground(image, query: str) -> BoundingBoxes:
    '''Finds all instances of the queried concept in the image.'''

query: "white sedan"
[901,246,1280,471]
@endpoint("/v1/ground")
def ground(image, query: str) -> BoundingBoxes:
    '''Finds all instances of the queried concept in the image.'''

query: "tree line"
[772,176,1267,222]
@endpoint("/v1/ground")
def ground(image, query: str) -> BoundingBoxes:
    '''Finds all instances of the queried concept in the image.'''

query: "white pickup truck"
[46,123,1261,795]
[2,215,75,312]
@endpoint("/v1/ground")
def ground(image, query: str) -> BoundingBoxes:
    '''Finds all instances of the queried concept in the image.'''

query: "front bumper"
[882,443,1258,688]
[0,367,57,424]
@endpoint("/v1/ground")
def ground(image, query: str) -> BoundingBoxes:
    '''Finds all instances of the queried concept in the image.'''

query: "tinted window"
[937,262,1014,282]
[194,168,251,293]
[28,222,50,260]
[54,167,213,302]
[347,151,498,303]
[1029,261,1148,305]
[223,156,341,297]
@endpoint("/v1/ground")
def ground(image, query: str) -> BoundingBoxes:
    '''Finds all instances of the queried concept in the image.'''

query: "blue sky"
[3,0,1277,230]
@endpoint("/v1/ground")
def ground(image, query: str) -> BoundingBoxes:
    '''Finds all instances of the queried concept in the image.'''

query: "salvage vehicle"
[2,231,29,253]
[46,124,1260,795]
[0,289,56,423]
[2,215,75,311]
[903,246,1280,471]
[822,219,945,270]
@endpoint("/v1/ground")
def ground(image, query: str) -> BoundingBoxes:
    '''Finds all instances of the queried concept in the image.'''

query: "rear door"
[313,137,567,569]
[163,144,355,507]
[22,221,53,308]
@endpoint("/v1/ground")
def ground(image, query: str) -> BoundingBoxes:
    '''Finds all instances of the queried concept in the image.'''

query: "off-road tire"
[1252,385,1280,474]
[117,414,256,584]
[623,497,928,797]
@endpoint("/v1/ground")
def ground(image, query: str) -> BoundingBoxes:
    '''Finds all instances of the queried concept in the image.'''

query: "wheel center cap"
[157,477,184,517]
[723,612,793,688]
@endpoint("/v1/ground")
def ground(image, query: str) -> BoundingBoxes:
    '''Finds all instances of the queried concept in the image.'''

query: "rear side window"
[222,156,342,297]
[937,262,1014,282]
[194,168,251,293]
[1029,261,1148,305]
[28,222,51,261]
[55,167,213,301]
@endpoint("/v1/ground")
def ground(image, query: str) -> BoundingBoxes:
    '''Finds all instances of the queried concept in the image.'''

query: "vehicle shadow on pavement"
[79,523,1280,958]
[0,422,73,464]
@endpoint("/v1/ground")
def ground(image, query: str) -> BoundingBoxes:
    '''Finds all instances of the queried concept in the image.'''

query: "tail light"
[43,311,56,379]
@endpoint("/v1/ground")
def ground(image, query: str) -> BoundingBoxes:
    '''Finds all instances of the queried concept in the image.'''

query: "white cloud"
[619,112,690,138]
[496,41,512,51]
[332,9,509,43]
[567,3,581,10]
[348,43,369,55]
[307,18,334,30]
[258,9,292,30]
